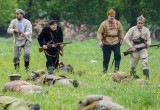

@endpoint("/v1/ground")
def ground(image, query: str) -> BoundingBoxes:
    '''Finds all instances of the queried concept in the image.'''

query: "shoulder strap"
[50,32,57,43]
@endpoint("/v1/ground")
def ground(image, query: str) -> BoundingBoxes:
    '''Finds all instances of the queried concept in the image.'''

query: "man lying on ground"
[78,95,124,110]
[0,94,40,110]
[3,74,44,95]
[26,70,79,87]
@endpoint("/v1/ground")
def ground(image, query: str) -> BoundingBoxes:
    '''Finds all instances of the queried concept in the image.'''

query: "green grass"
[0,38,160,110]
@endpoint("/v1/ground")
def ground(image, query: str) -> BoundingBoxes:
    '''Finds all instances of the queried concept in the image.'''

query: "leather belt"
[106,35,118,37]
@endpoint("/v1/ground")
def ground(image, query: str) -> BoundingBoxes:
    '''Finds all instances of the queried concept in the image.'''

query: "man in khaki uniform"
[0,94,40,110]
[78,95,124,110]
[3,74,44,95]
[97,9,124,73]
[26,70,79,87]
[124,15,151,79]
[7,9,32,72]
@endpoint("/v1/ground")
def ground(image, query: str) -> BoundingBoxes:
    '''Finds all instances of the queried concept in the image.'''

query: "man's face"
[137,22,144,29]
[50,23,57,31]
[16,13,23,20]
[108,15,115,21]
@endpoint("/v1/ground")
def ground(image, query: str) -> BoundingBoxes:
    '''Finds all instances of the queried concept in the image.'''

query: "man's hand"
[129,47,137,51]
[120,39,123,45]
[14,29,19,33]
[99,42,103,48]
[52,44,57,48]
[146,44,150,48]
[42,45,48,49]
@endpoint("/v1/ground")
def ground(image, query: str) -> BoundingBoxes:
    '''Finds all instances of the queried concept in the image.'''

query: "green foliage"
[1,0,160,32]
[0,0,17,27]
[0,38,160,109]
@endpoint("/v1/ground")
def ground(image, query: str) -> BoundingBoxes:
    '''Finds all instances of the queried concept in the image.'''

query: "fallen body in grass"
[0,94,40,110]
[59,62,85,76]
[26,70,79,87]
[3,74,44,95]
[112,71,151,85]
[78,95,124,110]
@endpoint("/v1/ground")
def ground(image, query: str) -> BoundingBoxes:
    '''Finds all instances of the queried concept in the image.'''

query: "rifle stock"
[39,42,72,52]
[123,44,160,56]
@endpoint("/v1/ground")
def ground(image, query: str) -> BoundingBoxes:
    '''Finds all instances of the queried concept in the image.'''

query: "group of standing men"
[97,9,151,79]
[7,9,63,74]
[7,9,151,79]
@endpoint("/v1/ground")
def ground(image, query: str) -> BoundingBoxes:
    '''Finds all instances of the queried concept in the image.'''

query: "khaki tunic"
[97,20,124,45]
[3,80,43,95]
[0,95,34,110]
[124,26,151,70]
[7,18,32,43]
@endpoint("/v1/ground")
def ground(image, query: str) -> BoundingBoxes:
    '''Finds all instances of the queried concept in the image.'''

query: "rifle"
[39,42,72,52]
[123,44,160,56]
[13,25,31,41]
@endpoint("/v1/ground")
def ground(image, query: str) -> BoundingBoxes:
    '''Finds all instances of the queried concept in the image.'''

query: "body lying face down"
[26,70,79,87]
[78,95,124,110]
[3,74,44,95]
[0,94,40,110]
[112,71,151,85]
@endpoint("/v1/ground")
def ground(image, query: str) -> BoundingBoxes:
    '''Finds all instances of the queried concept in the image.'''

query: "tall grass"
[0,38,160,110]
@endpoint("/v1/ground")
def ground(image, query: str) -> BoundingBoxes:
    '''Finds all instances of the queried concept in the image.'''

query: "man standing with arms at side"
[97,9,124,74]
[7,9,32,72]
[124,15,151,79]
[37,20,63,74]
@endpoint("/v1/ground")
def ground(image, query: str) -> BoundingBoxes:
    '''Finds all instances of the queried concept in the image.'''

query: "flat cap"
[48,20,58,25]
[9,74,21,81]
[16,9,25,15]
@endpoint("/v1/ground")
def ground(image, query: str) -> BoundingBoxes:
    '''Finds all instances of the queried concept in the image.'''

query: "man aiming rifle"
[124,15,151,79]
[37,20,64,74]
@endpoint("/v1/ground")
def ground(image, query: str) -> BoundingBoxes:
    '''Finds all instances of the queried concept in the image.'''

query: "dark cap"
[9,74,21,81]
[48,20,58,25]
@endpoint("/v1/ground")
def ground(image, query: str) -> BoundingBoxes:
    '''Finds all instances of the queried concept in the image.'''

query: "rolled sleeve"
[97,23,105,43]
[24,20,32,37]
[146,29,151,45]
[7,20,15,34]
[124,28,134,47]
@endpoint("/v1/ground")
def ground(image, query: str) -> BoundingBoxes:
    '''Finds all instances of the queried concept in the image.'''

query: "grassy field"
[0,38,160,110]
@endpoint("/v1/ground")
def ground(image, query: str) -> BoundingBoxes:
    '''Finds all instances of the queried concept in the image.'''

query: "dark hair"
[49,20,57,25]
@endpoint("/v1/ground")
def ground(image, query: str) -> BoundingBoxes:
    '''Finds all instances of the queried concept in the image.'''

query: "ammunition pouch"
[132,37,145,45]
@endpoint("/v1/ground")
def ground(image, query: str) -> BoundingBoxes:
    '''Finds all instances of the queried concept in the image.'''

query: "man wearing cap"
[3,74,44,95]
[97,9,124,74]
[37,20,63,74]
[124,15,151,79]
[7,9,32,72]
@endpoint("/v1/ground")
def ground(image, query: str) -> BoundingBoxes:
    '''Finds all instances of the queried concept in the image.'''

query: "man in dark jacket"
[38,20,63,74]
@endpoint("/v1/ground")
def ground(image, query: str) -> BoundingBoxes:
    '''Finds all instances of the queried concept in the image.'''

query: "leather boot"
[25,61,29,72]
[143,69,149,79]
[47,66,53,74]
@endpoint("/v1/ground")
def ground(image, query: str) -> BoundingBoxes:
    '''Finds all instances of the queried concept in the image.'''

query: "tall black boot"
[25,61,29,72]
[143,69,149,79]
[14,63,20,72]
[47,66,53,74]
[114,61,120,72]
[103,61,109,74]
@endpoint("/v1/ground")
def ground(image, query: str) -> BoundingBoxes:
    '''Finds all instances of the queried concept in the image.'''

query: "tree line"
[0,0,159,36]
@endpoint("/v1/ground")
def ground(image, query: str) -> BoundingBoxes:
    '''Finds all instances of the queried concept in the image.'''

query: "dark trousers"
[45,48,60,71]
[102,42,121,72]
[45,54,59,70]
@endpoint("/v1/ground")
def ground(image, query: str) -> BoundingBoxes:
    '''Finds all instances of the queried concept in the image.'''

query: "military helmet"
[9,74,21,81]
